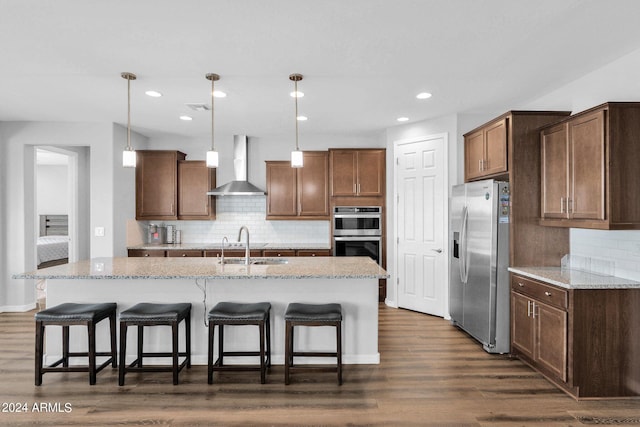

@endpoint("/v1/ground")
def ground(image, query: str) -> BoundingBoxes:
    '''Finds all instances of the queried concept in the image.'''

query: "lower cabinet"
[263,249,297,257]
[166,250,203,257]
[510,273,640,398]
[127,249,165,257]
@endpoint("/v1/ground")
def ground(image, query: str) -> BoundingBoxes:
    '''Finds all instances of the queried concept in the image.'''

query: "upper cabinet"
[464,118,507,182]
[330,149,385,197]
[136,150,186,220]
[266,151,329,220]
[177,160,216,220]
[136,151,215,221]
[540,103,640,229]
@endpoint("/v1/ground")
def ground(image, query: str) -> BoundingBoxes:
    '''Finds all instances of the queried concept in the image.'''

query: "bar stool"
[284,302,343,385]
[34,302,117,386]
[207,302,271,384]
[118,303,191,386]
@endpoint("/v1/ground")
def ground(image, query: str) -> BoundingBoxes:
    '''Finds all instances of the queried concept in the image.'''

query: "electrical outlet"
[94,226,105,237]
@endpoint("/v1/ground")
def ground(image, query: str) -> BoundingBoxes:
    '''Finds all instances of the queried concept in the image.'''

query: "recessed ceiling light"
[213,90,227,98]
[145,90,162,97]
[290,91,304,98]
[296,115,308,121]
[397,117,409,122]
[416,92,432,99]
[179,115,193,121]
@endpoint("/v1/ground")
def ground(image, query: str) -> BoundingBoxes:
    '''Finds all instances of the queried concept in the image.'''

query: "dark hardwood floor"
[1,305,640,426]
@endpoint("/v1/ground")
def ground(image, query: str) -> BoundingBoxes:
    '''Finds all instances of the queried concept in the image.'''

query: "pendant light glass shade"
[205,73,220,168]
[122,149,137,168]
[206,150,219,168]
[289,73,304,168]
[291,150,304,168]
[121,72,137,168]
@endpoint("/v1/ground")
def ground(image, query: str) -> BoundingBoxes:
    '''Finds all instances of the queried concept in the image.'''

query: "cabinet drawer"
[203,249,262,258]
[511,275,568,310]
[166,250,203,257]
[128,249,165,257]
[296,249,332,257]
[263,249,296,257]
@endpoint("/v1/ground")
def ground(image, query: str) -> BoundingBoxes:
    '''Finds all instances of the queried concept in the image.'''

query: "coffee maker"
[147,224,167,245]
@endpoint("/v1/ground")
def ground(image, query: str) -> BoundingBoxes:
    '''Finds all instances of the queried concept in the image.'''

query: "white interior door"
[395,134,447,316]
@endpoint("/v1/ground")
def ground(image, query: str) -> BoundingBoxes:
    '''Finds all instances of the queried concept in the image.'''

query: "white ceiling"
[2,0,640,140]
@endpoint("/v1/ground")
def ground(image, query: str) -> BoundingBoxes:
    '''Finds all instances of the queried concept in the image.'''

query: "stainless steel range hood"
[207,135,265,196]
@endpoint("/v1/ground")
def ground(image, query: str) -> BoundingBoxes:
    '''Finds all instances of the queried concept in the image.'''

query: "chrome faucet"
[237,226,250,265]
[221,236,229,264]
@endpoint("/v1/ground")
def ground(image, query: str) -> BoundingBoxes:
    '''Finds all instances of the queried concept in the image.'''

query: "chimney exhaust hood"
[207,135,265,196]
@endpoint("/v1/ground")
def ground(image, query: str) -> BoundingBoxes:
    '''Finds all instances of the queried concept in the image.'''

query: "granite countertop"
[508,266,640,290]
[128,243,332,250]
[15,256,388,280]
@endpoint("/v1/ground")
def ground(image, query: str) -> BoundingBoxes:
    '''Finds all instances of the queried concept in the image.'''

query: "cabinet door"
[298,152,329,216]
[266,162,297,216]
[541,124,569,219]
[511,292,535,359]
[330,150,357,196]
[569,110,605,220]
[483,118,507,176]
[535,300,568,382]
[464,130,485,182]
[178,161,215,220]
[357,150,385,196]
[136,151,185,220]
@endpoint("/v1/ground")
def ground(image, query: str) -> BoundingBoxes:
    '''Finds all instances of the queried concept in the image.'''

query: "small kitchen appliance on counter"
[147,224,167,245]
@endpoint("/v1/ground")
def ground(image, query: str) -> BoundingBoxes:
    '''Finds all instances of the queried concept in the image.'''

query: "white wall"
[521,46,640,280]
[0,122,146,311]
[36,165,68,216]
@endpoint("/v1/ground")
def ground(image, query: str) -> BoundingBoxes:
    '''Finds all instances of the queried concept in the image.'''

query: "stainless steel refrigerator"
[449,179,510,354]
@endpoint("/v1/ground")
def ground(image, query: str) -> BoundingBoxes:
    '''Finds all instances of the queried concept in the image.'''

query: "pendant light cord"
[126,76,132,151]
[211,78,216,151]
[294,78,299,151]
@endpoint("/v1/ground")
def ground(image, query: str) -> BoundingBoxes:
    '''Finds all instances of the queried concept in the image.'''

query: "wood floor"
[2,305,640,426]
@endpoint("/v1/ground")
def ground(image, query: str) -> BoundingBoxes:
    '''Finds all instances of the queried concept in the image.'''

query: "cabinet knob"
[518,282,524,287]
[182,254,187,257]
[144,254,149,257]
[311,253,316,256]
[544,291,552,296]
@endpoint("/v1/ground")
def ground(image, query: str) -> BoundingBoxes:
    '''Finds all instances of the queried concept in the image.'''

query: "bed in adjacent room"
[37,215,69,269]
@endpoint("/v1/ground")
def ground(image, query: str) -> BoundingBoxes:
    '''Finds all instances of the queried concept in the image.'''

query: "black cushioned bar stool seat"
[284,302,342,385]
[118,303,191,386]
[208,302,271,384]
[35,302,117,386]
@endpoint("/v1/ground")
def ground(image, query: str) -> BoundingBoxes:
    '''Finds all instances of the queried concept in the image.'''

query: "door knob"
[431,248,443,253]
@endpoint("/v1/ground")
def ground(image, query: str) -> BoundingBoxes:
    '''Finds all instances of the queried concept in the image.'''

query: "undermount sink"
[218,258,289,265]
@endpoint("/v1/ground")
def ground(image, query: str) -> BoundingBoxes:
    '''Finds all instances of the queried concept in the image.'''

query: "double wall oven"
[332,206,382,265]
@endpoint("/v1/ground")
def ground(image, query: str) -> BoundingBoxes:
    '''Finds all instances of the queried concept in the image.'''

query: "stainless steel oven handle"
[333,236,382,241]
[333,214,381,219]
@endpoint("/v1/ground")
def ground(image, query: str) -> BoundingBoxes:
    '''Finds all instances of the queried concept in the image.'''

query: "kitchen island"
[17,256,387,366]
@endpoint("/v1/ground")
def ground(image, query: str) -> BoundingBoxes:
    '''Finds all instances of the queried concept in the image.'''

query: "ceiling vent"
[185,103,211,111]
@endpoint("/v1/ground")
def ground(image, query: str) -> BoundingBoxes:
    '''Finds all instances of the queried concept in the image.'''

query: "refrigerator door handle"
[460,205,469,284]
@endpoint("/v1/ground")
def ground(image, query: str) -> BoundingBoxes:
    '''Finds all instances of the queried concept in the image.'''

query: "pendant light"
[289,73,304,168]
[205,73,220,168]
[121,72,137,168]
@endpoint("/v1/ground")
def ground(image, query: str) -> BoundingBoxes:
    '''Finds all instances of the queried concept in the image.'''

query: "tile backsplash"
[570,228,640,281]
[138,196,330,246]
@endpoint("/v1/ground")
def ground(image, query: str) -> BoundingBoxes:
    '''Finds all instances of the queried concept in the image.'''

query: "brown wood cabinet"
[330,149,385,197]
[266,151,329,219]
[136,151,186,220]
[203,249,263,258]
[296,249,332,257]
[510,273,640,398]
[464,118,507,182]
[540,102,640,229]
[177,161,216,220]
[263,249,297,257]
[166,250,203,257]
[127,249,165,257]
